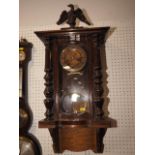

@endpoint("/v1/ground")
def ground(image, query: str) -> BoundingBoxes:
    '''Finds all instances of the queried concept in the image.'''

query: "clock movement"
[35,4,117,153]
[19,39,42,155]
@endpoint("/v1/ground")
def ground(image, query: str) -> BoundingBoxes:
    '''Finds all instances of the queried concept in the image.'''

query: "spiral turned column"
[93,34,104,118]
[44,40,54,120]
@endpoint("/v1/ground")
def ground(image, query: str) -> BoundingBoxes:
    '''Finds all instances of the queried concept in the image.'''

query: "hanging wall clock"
[35,4,117,153]
[19,39,42,155]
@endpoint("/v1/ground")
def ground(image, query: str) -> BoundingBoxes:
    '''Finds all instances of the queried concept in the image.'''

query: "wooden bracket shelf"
[38,117,117,153]
[39,117,117,128]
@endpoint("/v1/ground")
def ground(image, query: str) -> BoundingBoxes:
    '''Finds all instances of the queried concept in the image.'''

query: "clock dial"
[60,46,87,72]
[19,48,26,61]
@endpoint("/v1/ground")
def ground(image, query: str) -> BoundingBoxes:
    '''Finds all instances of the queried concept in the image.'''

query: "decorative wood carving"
[92,34,104,118]
[44,40,54,119]
[57,4,91,28]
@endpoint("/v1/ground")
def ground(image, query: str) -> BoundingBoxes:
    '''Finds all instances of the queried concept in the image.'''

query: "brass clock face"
[60,46,87,72]
[19,48,26,61]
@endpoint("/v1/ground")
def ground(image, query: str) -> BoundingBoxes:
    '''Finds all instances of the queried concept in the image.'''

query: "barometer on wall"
[19,39,41,155]
[35,4,117,153]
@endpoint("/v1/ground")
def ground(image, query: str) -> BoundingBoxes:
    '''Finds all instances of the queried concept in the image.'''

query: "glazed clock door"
[51,36,93,120]
[59,44,91,118]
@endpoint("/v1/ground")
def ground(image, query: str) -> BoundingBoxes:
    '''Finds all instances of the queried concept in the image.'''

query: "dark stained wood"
[19,39,42,155]
[92,33,104,118]
[35,27,117,153]
[96,128,107,153]
[56,4,91,28]
[59,128,96,152]
[19,39,33,133]
[43,39,54,119]
[48,127,108,153]
[39,117,117,128]
[35,27,110,120]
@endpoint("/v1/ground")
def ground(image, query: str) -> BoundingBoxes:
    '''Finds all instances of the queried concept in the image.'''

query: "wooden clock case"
[35,27,117,153]
[19,39,42,155]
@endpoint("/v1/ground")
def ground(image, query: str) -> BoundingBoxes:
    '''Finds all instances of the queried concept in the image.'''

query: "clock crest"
[57,4,91,28]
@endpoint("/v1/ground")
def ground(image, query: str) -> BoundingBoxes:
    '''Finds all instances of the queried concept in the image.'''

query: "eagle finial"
[57,4,92,28]
[68,4,74,10]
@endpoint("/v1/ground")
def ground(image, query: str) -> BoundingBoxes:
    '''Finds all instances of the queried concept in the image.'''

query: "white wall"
[19,0,134,27]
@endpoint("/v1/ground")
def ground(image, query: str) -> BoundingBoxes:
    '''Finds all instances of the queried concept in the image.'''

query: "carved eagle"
[57,4,91,28]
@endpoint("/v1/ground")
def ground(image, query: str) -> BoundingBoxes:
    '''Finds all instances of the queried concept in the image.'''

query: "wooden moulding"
[39,117,117,128]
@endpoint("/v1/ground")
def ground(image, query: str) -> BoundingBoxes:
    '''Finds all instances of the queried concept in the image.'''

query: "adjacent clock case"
[19,39,32,132]
[35,27,117,153]
[19,39,42,155]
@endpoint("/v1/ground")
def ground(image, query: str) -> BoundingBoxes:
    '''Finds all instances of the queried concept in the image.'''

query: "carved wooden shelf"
[39,117,117,128]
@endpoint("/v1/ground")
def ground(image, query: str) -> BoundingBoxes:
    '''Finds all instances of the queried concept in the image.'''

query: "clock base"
[49,127,106,153]
[39,117,116,153]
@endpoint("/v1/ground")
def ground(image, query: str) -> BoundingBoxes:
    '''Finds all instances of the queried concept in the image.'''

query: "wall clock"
[19,39,42,155]
[35,4,117,153]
